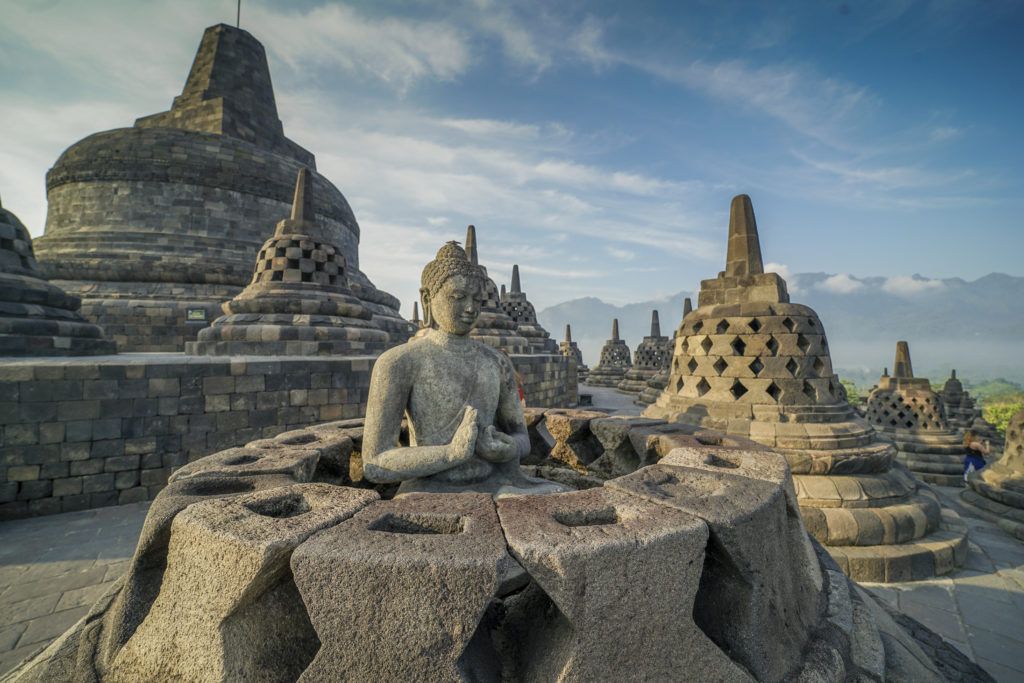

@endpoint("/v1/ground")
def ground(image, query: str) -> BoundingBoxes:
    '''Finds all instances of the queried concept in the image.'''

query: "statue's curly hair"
[420,241,481,294]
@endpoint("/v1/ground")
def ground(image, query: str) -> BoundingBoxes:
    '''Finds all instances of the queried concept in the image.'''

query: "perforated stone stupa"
[586,319,632,388]
[865,343,966,487]
[32,23,410,352]
[186,169,388,356]
[498,265,557,353]
[639,298,691,406]
[558,324,589,382]
[963,408,1024,541]
[464,225,531,354]
[0,197,115,356]
[940,370,1004,452]
[645,194,967,582]
[618,309,672,396]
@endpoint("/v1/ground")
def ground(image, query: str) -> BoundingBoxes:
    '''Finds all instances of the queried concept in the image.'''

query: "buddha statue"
[362,241,566,498]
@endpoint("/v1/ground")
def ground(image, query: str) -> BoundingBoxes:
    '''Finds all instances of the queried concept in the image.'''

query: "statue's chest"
[409,354,503,429]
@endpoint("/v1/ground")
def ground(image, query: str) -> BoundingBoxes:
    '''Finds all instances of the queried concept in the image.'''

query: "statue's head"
[420,241,482,335]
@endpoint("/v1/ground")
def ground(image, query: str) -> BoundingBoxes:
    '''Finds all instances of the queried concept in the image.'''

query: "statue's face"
[428,274,480,335]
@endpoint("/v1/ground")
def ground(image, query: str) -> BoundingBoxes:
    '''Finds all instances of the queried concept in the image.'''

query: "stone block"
[497,487,750,681]
[292,493,509,682]
[168,446,319,483]
[148,378,180,397]
[108,484,376,682]
[82,473,115,494]
[607,464,821,681]
[52,477,83,497]
[8,465,40,482]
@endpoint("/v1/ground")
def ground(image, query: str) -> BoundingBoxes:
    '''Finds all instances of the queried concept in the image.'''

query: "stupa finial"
[290,168,314,222]
[725,194,764,277]
[511,264,521,293]
[951,369,957,379]
[412,301,420,325]
[682,297,693,319]
[500,284,506,298]
[465,225,479,266]
[893,341,914,379]
[565,324,572,343]
[612,318,620,341]
[650,310,661,338]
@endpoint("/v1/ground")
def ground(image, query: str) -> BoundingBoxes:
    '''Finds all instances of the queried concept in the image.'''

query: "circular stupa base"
[585,366,629,388]
[960,488,1024,542]
[3,413,974,682]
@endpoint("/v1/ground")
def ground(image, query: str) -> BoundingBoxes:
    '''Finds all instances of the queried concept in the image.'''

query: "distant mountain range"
[537,272,1024,386]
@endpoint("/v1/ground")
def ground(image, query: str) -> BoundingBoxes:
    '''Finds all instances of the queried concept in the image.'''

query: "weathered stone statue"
[362,241,565,498]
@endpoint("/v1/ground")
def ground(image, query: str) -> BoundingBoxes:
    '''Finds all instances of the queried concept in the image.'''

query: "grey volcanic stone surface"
[186,169,389,356]
[865,342,967,487]
[0,412,988,682]
[292,493,508,681]
[33,23,409,352]
[963,408,1024,540]
[0,198,115,356]
[645,194,968,583]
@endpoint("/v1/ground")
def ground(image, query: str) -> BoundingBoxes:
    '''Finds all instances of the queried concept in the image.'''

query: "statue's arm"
[495,356,530,460]
[361,351,477,484]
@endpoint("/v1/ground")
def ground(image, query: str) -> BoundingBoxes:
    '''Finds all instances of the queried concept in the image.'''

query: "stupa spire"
[511,265,521,293]
[683,297,693,319]
[650,310,661,337]
[725,194,764,277]
[412,301,420,326]
[290,168,314,222]
[893,341,914,379]
[465,225,479,266]
[565,324,572,343]
[612,318,620,341]
[951,369,957,379]
[274,168,321,238]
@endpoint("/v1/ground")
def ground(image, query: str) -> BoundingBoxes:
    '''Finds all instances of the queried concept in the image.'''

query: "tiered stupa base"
[638,369,668,405]
[0,274,117,356]
[886,430,966,487]
[961,410,1024,541]
[0,200,116,357]
[617,367,657,395]
[469,311,531,354]
[961,472,1024,541]
[586,365,628,388]
[648,399,969,582]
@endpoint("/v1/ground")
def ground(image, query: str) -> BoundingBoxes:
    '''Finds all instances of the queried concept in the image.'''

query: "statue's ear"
[419,287,432,328]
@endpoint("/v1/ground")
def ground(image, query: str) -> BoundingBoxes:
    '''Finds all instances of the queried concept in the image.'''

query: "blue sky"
[1,0,1021,315]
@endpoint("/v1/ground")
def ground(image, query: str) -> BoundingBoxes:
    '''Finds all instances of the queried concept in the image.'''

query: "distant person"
[962,429,990,481]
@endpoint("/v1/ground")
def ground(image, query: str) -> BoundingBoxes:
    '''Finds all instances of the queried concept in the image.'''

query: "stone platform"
[0,449,1011,680]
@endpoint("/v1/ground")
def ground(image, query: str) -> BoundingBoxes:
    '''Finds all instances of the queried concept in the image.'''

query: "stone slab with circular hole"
[290,492,511,682]
[496,487,753,682]
[167,445,320,483]
[107,484,376,683]
[606,463,822,682]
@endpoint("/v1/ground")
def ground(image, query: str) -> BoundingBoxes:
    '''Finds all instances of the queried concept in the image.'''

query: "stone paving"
[0,502,149,674]
[1,423,1022,681]
[865,486,1024,683]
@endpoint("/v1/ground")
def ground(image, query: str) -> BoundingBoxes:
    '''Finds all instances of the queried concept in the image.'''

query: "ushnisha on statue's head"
[419,241,483,336]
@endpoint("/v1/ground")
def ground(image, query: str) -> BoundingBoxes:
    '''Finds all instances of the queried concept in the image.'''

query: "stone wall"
[0,352,575,520]
[0,355,372,520]
[515,354,577,408]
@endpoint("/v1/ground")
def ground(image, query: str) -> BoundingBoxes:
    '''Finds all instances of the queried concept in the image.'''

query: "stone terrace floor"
[0,385,1020,681]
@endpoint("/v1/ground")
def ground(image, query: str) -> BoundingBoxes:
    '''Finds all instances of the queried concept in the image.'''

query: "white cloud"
[817,273,864,294]
[250,4,473,93]
[881,275,945,296]
[606,246,637,261]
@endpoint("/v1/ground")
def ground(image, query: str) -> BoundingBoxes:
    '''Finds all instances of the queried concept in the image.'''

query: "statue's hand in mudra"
[475,425,518,463]
[446,406,479,466]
